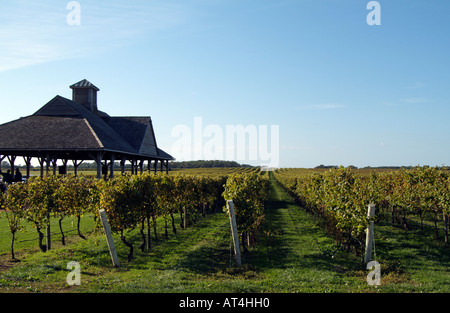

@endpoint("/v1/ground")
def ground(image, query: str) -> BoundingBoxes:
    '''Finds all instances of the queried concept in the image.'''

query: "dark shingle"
[69,79,100,91]
[0,91,173,161]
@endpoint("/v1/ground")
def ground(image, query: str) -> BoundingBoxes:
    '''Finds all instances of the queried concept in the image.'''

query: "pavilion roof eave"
[0,148,174,161]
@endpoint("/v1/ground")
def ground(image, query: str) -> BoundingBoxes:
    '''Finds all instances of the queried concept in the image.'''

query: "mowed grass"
[0,172,449,293]
[0,212,96,256]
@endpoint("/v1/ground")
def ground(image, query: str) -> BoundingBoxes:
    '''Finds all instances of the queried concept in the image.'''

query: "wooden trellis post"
[444,213,449,245]
[364,204,376,264]
[227,200,242,266]
[99,209,120,268]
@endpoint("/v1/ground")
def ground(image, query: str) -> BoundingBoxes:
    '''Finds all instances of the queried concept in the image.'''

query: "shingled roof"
[0,80,173,176]
[70,79,100,90]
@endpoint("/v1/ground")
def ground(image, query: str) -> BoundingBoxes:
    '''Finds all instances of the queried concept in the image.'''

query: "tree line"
[1,160,254,172]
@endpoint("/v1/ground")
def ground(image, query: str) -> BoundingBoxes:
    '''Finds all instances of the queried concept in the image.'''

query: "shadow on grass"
[250,198,291,269]
[375,221,450,273]
[175,245,230,274]
[74,212,235,274]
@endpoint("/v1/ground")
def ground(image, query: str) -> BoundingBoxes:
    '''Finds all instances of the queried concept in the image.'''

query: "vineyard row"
[0,170,269,262]
[274,166,450,256]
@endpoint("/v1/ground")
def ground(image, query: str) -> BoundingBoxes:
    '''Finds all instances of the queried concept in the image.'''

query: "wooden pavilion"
[0,79,174,179]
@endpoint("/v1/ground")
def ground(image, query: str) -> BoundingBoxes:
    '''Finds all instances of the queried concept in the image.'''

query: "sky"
[0,0,449,168]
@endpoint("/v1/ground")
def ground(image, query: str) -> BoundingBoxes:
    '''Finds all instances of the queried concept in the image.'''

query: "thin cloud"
[0,1,189,72]
[299,103,348,110]
[406,82,426,89]
[400,97,430,104]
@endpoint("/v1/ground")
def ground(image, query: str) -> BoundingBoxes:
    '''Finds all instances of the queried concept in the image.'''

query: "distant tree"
[169,160,253,169]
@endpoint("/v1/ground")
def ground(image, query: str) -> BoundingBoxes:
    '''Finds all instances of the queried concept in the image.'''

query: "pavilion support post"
[165,160,169,174]
[72,160,83,177]
[94,152,103,179]
[154,160,157,174]
[45,154,51,176]
[110,155,115,179]
[160,160,163,172]
[104,160,109,178]
[23,156,32,179]
[61,159,68,175]
[97,154,102,179]
[38,157,45,177]
[52,158,58,176]
[101,160,108,180]
[120,157,125,175]
[139,160,144,173]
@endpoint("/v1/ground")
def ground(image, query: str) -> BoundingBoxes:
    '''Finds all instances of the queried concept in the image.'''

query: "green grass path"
[247,172,365,292]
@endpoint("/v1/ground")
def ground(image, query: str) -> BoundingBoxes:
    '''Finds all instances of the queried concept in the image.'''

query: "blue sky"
[0,0,449,168]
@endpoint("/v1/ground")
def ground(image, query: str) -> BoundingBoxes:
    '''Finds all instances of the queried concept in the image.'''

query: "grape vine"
[274,166,450,255]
